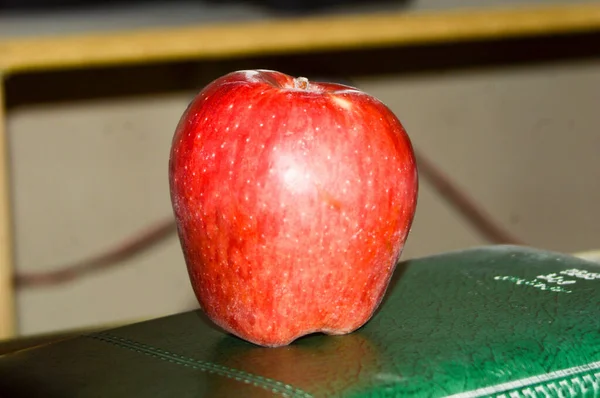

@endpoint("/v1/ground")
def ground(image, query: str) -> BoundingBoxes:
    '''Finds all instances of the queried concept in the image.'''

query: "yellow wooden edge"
[1,3,600,74]
[0,79,16,340]
[573,249,600,263]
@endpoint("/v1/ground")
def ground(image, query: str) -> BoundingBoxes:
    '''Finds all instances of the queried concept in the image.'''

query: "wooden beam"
[0,76,16,339]
[1,3,600,74]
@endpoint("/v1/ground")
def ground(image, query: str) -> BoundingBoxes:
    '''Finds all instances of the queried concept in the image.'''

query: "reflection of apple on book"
[209,332,383,397]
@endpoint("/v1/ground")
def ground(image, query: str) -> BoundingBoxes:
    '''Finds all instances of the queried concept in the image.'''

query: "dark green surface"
[1,245,599,397]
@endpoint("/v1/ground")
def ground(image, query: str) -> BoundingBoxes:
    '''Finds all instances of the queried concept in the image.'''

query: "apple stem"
[294,77,310,91]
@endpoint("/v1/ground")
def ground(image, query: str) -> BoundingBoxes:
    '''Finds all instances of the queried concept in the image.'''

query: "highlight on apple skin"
[169,69,418,347]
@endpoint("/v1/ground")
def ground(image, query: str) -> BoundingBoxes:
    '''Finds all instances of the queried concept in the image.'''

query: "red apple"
[169,69,418,347]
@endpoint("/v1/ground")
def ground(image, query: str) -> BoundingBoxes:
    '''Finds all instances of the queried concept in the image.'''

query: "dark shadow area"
[209,0,412,15]
[6,30,600,110]
[0,0,411,14]
[373,256,412,318]
[192,308,226,335]
[0,0,166,11]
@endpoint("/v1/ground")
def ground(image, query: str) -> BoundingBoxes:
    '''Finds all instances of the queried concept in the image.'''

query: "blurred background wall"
[2,0,599,337]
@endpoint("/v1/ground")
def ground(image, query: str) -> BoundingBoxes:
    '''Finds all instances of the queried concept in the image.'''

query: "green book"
[1,245,599,397]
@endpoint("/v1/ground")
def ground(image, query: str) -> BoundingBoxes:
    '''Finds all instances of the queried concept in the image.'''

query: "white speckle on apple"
[248,104,253,109]
[228,104,233,110]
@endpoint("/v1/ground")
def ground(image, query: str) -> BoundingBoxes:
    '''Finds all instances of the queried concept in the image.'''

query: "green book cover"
[0,245,599,397]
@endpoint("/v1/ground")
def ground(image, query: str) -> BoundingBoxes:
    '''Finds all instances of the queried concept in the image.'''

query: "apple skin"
[169,69,418,347]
